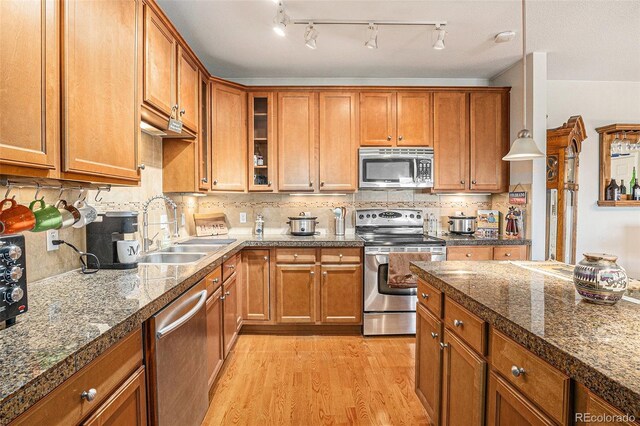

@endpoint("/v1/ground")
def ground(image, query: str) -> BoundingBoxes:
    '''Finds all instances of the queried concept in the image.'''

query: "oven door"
[363,246,445,312]
[359,156,416,188]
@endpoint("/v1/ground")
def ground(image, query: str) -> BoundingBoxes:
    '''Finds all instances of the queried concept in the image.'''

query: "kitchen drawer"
[490,329,570,425]
[417,279,443,318]
[446,246,493,261]
[275,248,316,264]
[320,248,362,264]
[444,298,486,355]
[222,253,239,282]
[12,328,143,426]
[493,245,527,261]
[205,266,222,295]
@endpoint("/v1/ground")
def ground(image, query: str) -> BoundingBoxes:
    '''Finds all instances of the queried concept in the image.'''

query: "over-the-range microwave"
[359,147,434,189]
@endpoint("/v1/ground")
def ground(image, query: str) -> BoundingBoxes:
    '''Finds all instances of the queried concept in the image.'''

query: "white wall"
[547,80,640,277]
[491,53,548,260]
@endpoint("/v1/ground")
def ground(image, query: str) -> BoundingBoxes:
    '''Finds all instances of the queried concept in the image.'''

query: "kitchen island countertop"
[410,260,640,418]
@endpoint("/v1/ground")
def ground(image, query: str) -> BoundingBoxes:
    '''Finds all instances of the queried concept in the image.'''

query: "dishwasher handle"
[156,290,207,339]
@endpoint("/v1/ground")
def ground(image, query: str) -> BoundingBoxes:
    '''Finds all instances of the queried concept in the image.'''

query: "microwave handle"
[413,158,418,181]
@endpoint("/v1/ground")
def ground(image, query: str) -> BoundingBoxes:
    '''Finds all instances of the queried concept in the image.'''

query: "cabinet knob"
[294,253,298,258]
[81,388,97,402]
[201,178,208,183]
[453,319,464,327]
[227,264,235,269]
[421,293,429,300]
[180,109,186,116]
[213,180,218,185]
[339,253,343,258]
[398,135,403,141]
[220,295,226,300]
[322,271,327,276]
[466,253,472,258]
[472,180,477,184]
[137,163,145,170]
[387,135,392,141]
[268,181,272,187]
[310,271,314,275]
[431,332,439,339]
[320,182,325,187]
[460,180,465,184]
[212,278,219,283]
[511,365,526,377]
[263,256,268,261]
[505,253,512,257]
[439,342,448,350]
[225,291,231,296]
[309,182,313,187]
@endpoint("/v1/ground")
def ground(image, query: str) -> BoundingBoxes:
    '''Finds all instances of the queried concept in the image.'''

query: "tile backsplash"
[3,131,531,282]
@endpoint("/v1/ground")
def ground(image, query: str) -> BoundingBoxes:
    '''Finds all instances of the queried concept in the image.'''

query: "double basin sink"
[137,239,237,265]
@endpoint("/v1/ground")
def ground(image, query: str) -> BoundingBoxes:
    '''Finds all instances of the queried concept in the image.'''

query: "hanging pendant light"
[503,0,544,161]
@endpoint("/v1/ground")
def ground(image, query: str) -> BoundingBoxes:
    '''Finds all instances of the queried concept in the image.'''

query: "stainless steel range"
[356,208,446,336]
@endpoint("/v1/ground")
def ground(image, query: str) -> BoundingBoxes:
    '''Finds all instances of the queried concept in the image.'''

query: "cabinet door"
[143,3,176,117]
[198,76,211,190]
[277,92,317,191]
[586,393,635,426]
[276,264,317,323]
[320,264,362,324]
[0,0,59,176]
[359,92,396,146]
[62,0,141,182]
[470,92,508,192]
[441,329,486,426]
[487,372,554,426]
[319,92,359,192]
[248,92,276,192]
[177,46,199,133]
[397,92,433,147]
[222,274,239,357]
[242,250,270,321]
[446,246,493,261]
[433,92,469,191]
[82,367,147,426]
[212,83,247,191]
[206,287,224,388]
[416,304,443,424]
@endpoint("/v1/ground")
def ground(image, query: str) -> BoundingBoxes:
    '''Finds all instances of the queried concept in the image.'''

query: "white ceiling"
[157,0,640,82]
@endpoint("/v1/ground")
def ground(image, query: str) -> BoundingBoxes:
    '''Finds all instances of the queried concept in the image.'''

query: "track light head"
[273,2,290,37]
[304,23,318,49]
[433,25,446,50]
[365,24,378,49]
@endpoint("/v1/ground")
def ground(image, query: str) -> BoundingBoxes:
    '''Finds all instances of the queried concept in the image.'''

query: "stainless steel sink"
[160,245,221,253]
[177,238,237,245]
[138,253,206,264]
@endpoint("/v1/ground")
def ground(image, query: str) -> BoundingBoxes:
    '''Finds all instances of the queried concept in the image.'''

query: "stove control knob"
[410,214,415,218]
[417,215,422,219]
[359,215,364,219]
[0,245,22,262]
[366,214,371,218]
[1,266,23,283]
[372,214,377,219]
[5,286,24,304]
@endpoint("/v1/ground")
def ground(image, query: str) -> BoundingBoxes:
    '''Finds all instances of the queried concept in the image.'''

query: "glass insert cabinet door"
[248,93,275,191]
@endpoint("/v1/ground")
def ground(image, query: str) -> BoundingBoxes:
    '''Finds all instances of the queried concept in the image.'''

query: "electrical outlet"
[46,229,59,251]
[239,212,247,223]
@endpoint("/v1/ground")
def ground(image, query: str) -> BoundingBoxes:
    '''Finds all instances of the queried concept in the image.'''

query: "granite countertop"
[439,233,532,246]
[410,260,640,418]
[0,234,364,424]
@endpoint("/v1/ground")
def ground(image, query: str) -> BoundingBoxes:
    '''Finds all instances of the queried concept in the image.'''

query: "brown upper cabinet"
[248,92,276,192]
[211,82,247,192]
[434,90,509,193]
[318,92,359,192]
[277,92,318,192]
[61,0,142,183]
[0,0,59,178]
[177,46,199,133]
[198,76,211,190]
[360,92,433,147]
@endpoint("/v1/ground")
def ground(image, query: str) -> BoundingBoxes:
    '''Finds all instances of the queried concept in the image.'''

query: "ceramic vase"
[573,253,628,305]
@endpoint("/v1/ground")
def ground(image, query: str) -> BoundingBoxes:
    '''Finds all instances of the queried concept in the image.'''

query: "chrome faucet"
[142,195,180,253]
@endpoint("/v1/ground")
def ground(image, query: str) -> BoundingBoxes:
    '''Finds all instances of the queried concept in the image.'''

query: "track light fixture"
[433,25,446,50]
[365,24,378,49]
[272,1,290,37]
[304,23,318,49]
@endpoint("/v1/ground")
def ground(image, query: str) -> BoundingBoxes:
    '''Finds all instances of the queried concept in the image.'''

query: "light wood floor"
[203,334,429,426]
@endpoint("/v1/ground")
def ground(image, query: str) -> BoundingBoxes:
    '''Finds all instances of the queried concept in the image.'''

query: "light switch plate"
[46,229,59,251]
[239,212,247,223]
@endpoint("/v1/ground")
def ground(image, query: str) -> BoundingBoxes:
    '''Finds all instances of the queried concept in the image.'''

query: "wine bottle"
[631,167,637,190]
[633,180,640,201]
[606,179,620,201]
[620,180,627,195]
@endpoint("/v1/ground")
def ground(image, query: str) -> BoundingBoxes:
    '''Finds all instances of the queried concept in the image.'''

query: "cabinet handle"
[263,256,268,261]
[201,177,208,183]
[431,332,439,339]
[453,319,464,327]
[137,163,145,170]
[212,278,219,283]
[505,253,512,257]
[387,135,392,141]
[466,253,472,258]
[511,365,526,377]
[213,180,218,185]
[439,342,448,350]
[180,109,186,116]
[81,388,97,402]
[421,293,429,300]
[398,135,403,141]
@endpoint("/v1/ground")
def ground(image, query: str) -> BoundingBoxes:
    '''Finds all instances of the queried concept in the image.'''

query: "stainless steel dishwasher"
[150,281,209,426]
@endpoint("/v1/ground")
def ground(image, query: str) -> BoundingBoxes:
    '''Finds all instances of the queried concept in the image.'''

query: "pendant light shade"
[502,129,544,161]
[503,0,544,162]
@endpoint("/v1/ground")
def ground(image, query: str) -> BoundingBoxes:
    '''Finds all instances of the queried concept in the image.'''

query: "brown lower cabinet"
[205,286,224,388]
[242,249,270,321]
[222,271,240,356]
[416,304,443,425]
[487,371,554,426]
[446,244,528,261]
[441,329,486,426]
[276,264,318,323]
[320,264,362,323]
